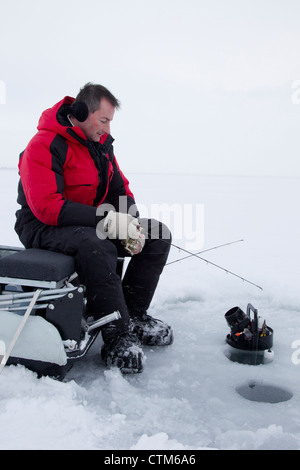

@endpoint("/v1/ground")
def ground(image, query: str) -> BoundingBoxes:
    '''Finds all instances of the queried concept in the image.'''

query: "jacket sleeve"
[19,135,97,227]
[105,151,139,217]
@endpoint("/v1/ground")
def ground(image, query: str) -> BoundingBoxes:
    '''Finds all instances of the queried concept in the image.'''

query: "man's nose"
[104,122,111,134]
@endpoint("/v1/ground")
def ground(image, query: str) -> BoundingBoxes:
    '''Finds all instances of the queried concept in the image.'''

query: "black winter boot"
[101,331,145,374]
[131,313,174,346]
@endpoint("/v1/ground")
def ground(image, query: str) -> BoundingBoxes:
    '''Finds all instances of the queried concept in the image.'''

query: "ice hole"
[236,381,293,404]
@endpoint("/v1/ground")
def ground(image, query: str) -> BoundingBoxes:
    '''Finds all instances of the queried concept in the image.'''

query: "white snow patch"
[0,169,300,450]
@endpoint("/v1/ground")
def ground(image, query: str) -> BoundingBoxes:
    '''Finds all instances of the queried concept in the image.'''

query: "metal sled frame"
[0,245,83,314]
[0,244,124,307]
[0,245,123,377]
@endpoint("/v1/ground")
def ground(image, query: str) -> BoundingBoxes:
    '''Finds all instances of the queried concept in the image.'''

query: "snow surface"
[0,168,299,450]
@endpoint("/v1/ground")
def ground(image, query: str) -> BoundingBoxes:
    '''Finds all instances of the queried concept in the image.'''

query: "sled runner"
[0,245,123,380]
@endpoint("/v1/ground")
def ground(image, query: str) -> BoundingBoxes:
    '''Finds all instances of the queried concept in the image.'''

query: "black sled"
[0,245,124,380]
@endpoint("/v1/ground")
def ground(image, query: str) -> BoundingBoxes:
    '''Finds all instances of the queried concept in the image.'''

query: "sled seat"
[0,248,75,289]
[0,246,125,290]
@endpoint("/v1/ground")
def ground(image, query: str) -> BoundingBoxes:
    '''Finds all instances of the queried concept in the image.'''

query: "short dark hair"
[74,82,120,113]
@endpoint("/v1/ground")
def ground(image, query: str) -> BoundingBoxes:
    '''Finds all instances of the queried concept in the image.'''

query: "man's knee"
[73,227,118,258]
[140,218,172,243]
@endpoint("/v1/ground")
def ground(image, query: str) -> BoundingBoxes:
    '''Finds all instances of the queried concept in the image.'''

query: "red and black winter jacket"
[15,96,137,248]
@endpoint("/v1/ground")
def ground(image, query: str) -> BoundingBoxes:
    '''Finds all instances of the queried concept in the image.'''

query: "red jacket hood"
[37,96,109,145]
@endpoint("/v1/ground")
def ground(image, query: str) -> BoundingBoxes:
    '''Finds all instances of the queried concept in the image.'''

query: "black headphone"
[68,101,89,122]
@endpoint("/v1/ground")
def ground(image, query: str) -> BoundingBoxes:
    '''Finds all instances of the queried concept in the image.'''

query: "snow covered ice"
[0,168,299,450]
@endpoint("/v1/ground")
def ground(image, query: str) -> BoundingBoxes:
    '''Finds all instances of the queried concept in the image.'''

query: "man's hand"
[103,211,145,255]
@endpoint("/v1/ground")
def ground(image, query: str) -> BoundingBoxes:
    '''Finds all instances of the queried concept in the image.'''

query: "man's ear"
[69,102,89,122]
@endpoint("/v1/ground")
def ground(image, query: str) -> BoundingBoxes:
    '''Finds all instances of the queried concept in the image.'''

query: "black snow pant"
[38,219,171,343]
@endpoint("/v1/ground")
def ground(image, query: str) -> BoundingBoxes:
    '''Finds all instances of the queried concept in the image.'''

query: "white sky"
[0,0,300,176]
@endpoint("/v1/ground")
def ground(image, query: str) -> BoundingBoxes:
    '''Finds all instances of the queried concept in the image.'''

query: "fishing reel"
[224,303,274,365]
[121,223,145,256]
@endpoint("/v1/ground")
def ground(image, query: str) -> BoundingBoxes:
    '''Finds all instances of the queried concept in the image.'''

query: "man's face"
[78,98,115,142]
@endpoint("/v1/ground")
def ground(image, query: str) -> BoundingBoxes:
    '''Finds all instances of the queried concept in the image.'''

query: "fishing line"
[142,229,262,291]
[166,239,244,266]
[170,241,263,290]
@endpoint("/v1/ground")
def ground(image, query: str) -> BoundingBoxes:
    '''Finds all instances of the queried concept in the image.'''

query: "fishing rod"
[133,228,263,291]
[166,239,244,266]
[171,243,263,290]
[169,240,263,290]
[167,240,263,290]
